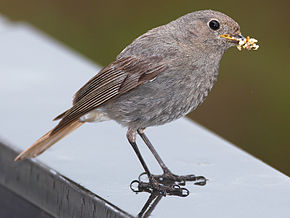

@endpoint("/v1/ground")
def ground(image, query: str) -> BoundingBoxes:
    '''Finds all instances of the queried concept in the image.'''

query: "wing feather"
[52,56,167,134]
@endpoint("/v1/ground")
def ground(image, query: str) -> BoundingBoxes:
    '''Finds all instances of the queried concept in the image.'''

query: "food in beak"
[220,34,259,51]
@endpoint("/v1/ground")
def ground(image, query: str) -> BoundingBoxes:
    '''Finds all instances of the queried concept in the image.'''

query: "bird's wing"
[52,56,168,134]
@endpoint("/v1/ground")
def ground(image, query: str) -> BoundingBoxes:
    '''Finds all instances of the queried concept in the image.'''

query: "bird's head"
[173,10,258,52]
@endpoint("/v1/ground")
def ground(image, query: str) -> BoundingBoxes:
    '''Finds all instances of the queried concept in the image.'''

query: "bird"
[15,10,257,196]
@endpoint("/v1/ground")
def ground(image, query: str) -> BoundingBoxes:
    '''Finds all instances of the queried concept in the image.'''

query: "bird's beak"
[220,34,259,51]
[219,34,245,43]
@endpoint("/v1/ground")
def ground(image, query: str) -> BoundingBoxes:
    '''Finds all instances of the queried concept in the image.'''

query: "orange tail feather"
[14,120,83,161]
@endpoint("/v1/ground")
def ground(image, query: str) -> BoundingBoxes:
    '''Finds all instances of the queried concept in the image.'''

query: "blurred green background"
[0,0,289,175]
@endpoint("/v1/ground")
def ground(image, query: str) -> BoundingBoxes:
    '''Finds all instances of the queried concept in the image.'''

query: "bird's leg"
[137,128,171,174]
[127,128,189,197]
[137,128,207,186]
[127,128,152,178]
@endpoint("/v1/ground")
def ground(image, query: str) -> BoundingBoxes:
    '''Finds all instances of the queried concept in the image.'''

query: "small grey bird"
[15,10,257,196]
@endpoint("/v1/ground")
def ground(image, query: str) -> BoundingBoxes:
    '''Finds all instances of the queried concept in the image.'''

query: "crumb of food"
[220,34,259,51]
[237,36,259,51]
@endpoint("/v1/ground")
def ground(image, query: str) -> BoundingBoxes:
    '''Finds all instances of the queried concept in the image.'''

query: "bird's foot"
[130,176,189,197]
[130,172,207,197]
[152,171,207,186]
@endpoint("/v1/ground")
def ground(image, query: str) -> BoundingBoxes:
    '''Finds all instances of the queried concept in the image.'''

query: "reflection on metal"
[138,194,163,218]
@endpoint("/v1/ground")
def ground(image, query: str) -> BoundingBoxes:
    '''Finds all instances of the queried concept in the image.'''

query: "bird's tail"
[14,120,83,161]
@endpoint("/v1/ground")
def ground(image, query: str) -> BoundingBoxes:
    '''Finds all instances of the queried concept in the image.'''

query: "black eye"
[209,20,220,30]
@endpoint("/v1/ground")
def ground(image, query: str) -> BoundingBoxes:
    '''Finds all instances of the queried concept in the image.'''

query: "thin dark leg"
[137,129,170,173]
[137,128,207,187]
[127,129,152,177]
[128,140,152,177]
[127,128,191,196]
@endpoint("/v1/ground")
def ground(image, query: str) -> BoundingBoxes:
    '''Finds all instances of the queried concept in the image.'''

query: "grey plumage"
[15,10,243,167]
[103,10,239,129]
[57,10,241,131]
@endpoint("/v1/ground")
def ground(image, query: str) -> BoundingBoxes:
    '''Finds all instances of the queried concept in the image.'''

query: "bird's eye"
[208,20,220,30]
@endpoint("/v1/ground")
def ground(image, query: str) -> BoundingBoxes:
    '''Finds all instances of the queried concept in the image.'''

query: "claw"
[130,172,207,196]
[177,180,186,186]
[168,185,189,197]
[185,174,199,181]
[194,176,207,186]
[130,180,142,193]
[130,180,189,197]
[180,188,190,197]
[152,172,207,186]
[138,172,149,182]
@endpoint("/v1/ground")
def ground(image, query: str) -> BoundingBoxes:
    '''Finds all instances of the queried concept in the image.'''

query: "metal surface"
[0,15,289,218]
[0,143,132,218]
[0,183,53,218]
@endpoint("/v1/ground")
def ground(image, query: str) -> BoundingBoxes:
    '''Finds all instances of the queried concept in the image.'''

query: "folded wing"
[52,56,168,134]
